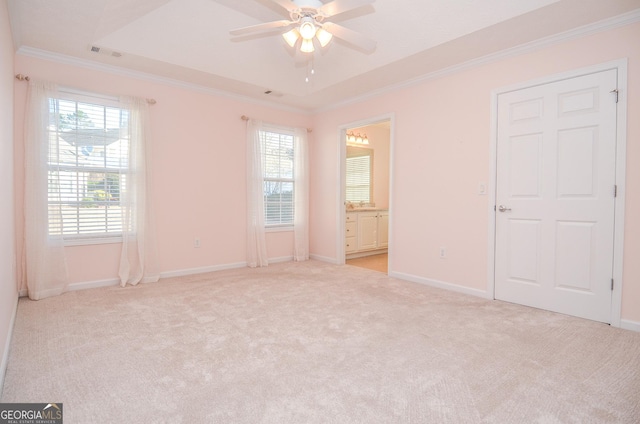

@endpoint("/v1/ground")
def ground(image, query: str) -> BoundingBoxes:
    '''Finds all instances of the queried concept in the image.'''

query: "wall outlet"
[194,238,201,248]
[440,247,446,258]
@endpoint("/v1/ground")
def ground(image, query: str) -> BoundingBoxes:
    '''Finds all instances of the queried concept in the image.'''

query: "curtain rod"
[15,74,157,105]
[241,115,312,133]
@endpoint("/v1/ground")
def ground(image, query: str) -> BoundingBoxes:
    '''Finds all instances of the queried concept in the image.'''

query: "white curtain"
[118,96,159,286]
[23,80,70,300]
[246,119,269,268]
[293,128,309,261]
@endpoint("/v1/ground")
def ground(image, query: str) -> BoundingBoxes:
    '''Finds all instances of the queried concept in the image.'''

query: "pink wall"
[13,55,312,287]
[310,22,640,323]
[1,0,18,383]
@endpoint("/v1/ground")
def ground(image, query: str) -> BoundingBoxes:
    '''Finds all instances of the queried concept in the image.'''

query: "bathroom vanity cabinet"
[346,210,388,257]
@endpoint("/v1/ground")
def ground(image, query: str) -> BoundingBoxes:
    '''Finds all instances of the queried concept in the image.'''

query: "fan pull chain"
[306,59,315,83]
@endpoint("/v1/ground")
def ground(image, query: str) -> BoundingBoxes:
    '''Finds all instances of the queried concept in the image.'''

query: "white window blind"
[260,129,294,227]
[47,95,129,239]
[346,148,372,203]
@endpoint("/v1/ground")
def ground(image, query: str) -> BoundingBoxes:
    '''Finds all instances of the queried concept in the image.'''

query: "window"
[260,129,294,227]
[346,146,373,203]
[47,94,129,240]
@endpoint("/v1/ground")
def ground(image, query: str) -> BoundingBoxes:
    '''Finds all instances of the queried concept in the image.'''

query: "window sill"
[63,236,123,246]
[265,226,294,233]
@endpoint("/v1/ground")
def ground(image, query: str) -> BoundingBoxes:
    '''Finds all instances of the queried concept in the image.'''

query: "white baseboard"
[18,259,298,297]
[68,278,120,291]
[620,319,640,333]
[1,294,19,394]
[159,257,296,279]
[310,254,340,264]
[160,261,247,279]
[19,279,122,296]
[389,271,492,300]
[269,256,294,264]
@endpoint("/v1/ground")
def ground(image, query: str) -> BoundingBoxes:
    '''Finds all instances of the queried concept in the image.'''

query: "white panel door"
[495,69,618,323]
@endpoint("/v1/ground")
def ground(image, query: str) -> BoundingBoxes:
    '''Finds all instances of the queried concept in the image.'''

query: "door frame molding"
[336,113,396,266]
[487,59,628,327]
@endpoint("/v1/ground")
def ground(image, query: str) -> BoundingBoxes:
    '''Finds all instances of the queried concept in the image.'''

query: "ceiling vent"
[264,90,284,98]
[88,45,123,58]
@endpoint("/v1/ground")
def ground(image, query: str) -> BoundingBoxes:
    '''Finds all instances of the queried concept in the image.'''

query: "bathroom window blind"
[346,150,372,203]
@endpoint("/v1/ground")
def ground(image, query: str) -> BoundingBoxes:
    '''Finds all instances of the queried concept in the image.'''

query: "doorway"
[339,116,393,274]
[491,62,626,324]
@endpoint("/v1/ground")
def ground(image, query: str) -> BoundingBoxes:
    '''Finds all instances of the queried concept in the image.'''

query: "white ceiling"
[8,0,640,111]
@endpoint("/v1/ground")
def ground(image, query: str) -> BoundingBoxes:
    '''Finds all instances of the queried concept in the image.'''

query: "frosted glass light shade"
[299,20,317,39]
[282,29,299,48]
[315,28,333,47]
[300,38,315,53]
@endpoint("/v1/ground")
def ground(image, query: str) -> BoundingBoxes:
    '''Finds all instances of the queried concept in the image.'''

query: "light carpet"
[2,260,640,423]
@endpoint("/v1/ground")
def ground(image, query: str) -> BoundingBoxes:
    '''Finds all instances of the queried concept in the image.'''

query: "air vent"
[88,45,123,58]
[264,90,284,98]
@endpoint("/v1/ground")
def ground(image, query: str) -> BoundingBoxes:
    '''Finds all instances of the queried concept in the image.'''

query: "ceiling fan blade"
[230,20,294,36]
[319,0,375,17]
[322,22,376,53]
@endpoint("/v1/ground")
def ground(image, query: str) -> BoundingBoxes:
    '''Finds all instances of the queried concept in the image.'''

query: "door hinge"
[611,89,619,103]
[611,278,614,290]
[614,185,618,197]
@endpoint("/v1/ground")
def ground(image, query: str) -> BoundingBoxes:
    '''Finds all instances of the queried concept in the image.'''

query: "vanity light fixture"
[346,131,369,145]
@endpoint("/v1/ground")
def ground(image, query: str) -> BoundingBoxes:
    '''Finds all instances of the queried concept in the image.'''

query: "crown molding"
[14,8,640,116]
[15,46,312,116]
[317,8,640,113]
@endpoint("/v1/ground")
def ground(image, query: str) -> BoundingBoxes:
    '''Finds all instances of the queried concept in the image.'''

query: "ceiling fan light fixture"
[300,38,315,53]
[315,28,333,47]
[230,0,378,57]
[282,28,299,47]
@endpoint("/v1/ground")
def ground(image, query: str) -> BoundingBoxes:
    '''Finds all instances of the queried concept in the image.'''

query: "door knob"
[498,205,512,212]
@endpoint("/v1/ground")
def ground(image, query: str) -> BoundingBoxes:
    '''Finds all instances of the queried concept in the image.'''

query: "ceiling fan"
[229,0,376,54]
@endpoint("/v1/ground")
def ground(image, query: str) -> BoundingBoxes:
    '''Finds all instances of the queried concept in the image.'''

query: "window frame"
[345,145,374,204]
[259,127,295,230]
[47,89,129,245]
